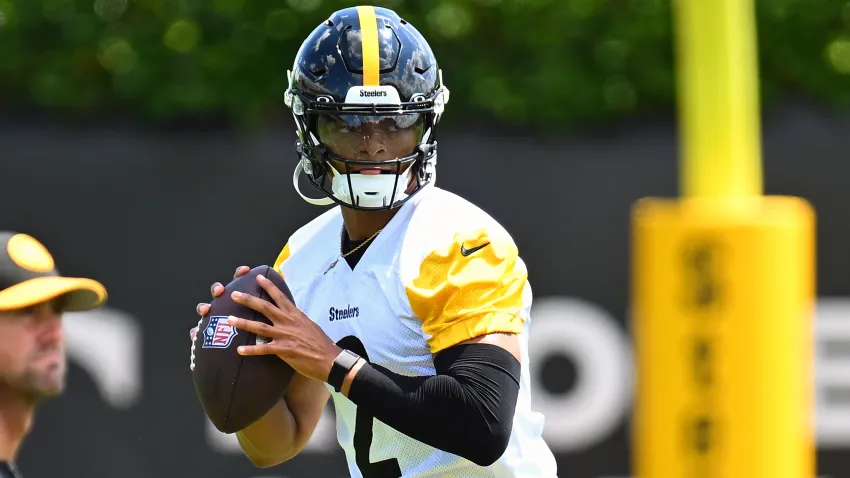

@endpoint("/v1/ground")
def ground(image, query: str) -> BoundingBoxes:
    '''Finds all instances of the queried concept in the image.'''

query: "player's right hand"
[190,265,251,342]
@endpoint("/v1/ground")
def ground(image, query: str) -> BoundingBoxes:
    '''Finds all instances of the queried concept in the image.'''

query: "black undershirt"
[0,462,21,478]
[341,232,368,268]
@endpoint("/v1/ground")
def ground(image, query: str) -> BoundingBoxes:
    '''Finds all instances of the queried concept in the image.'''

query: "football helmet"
[285,6,450,210]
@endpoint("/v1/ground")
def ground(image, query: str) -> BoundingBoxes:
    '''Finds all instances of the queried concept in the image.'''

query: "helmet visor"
[315,113,425,162]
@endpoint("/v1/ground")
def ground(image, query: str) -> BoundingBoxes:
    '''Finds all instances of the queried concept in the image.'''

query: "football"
[191,265,296,434]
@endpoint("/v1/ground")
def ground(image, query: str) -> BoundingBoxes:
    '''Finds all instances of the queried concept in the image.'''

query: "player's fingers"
[189,326,198,341]
[230,291,281,323]
[210,282,224,298]
[196,302,210,317]
[236,343,278,356]
[233,265,250,279]
[226,315,280,338]
[256,274,295,311]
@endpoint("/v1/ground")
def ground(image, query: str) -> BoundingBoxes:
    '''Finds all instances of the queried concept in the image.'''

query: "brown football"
[191,265,296,434]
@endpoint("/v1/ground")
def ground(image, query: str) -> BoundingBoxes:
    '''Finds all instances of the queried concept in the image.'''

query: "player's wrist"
[340,358,366,397]
[327,348,361,392]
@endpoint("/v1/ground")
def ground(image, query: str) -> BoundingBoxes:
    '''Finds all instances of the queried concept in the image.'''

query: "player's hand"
[189,265,251,342]
[226,274,341,383]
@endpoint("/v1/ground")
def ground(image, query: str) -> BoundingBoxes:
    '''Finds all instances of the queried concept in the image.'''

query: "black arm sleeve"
[346,343,521,467]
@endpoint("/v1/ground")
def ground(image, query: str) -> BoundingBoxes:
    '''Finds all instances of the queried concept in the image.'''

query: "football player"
[0,232,108,478]
[191,6,558,477]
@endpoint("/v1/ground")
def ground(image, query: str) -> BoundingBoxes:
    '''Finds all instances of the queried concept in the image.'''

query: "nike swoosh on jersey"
[460,242,490,257]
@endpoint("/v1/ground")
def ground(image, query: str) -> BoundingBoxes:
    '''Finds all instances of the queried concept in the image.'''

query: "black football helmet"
[284,6,450,210]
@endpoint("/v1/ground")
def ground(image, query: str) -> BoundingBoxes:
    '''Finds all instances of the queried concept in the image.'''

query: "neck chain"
[323,227,383,275]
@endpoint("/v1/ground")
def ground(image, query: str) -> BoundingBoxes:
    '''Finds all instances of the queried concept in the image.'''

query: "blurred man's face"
[0,300,65,402]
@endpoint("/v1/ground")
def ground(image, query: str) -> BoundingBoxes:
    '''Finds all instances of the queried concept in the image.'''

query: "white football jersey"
[274,185,558,478]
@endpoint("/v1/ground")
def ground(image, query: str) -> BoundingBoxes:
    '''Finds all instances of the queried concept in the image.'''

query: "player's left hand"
[225,274,341,383]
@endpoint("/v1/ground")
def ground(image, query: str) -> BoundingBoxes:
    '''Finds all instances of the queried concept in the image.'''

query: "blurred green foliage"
[0,0,849,128]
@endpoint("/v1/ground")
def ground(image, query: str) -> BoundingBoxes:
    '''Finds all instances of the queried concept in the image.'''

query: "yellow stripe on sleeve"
[272,242,291,279]
[406,228,526,354]
[356,5,380,86]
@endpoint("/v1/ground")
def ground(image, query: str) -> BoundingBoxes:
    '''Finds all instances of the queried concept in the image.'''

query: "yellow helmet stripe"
[356,5,380,86]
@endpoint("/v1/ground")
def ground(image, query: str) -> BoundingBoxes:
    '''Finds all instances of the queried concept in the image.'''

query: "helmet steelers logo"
[7,233,55,273]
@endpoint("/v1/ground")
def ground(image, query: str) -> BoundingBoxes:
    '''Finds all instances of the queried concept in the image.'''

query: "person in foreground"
[0,232,108,478]
[191,6,558,477]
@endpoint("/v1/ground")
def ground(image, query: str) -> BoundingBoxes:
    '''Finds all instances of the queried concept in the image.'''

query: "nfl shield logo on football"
[203,316,239,349]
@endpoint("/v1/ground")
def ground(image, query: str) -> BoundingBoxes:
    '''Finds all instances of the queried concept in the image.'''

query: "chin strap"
[293,161,334,206]
[293,150,437,209]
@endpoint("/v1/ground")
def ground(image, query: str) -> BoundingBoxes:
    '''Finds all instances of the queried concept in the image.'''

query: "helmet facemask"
[287,77,448,211]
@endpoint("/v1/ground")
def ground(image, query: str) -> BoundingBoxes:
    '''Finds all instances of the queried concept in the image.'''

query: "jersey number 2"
[337,335,402,478]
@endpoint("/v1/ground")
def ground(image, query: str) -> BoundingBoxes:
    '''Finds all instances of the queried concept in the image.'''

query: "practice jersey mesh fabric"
[274,185,558,478]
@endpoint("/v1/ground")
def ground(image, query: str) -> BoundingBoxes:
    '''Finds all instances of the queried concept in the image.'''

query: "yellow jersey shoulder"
[400,188,529,354]
[272,206,342,280]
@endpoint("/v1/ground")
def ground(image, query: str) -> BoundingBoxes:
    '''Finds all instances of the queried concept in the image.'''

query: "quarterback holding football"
[191,5,558,477]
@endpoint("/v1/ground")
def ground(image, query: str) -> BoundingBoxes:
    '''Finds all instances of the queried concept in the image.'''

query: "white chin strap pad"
[293,161,334,206]
[292,160,413,208]
[329,165,411,209]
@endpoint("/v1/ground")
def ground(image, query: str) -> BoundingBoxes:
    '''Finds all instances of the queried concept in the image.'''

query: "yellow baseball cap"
[0,232,107,311]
